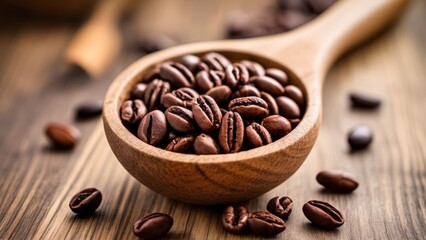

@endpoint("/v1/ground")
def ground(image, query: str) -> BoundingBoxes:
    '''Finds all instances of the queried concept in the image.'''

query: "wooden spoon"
[103,0,408,204]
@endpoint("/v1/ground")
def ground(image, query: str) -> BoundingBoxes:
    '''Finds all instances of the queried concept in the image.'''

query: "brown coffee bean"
[120,99,147,124]
[193,134,221,154]
[224,63,249,89]
[316,170,359,193]
[75,101,102,120]
[137,110,168,146]
[222,205,249,234]
[133,213,173,240]
[201,52,231,72]
[45,123,81,148]
[160,62,195,88]
[161,87,199,109]
[69,188,102,215]
[302,200,344,229]
[195,70,224,93]
[180,54,201,72]
[284,85,305,109]
[219,111,244,153]
[266,196,293,220]
[166,136,194,153]
[289,118,300,128]
[265,68,288,86]
[251,75,285,96]
[132,83,147,99]
[247,211,286,236]
[260,92,279,115]
[192,95,222,132]
[349,92,381,109]
[144,79,170,111]
[348,125,373,151]
[165,106,196,133]
[206,85,232,105]
[276,96,301,119]
[261,115,292,140]
[246,123,272,148]
[241,60,265,77]
[229,96,269,119]
[136,32,177,53]
[232,85,261,99]
[144,68,161,83]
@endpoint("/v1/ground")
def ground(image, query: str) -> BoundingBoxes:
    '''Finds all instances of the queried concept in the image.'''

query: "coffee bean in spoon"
[133,213,173,240]
[348,125,373,151]
[316,170,359,193]
[69,188,102,215]
[349,91,381,109]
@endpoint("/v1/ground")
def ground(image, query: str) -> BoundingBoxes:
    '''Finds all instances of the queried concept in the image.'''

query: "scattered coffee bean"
[75,101,102,120]
[222,205,249,234]
[229,96,269,119]
[192,95,222,132]
[193,134,221,154]
[133,213,173,240]
[206,85,232,104]
[166,136,194,153]
[276,96,301,119]
[132,83,147,99]
[246,123,272,148]
[302,200,344,229]
[247,211,286,236]
[261,115,292,140]
[69,188,102,215]
[137,110,168,146]
[120,99,147,124]
[267,196,293,220]
[349,92,381,109]
[219,111,244,153]
[348,125,373,151]
[45,123,81,149]
[316,170,359,193]
[161,87,198,109]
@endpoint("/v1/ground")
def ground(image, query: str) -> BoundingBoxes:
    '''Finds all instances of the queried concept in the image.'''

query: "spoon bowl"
[103,0,408,204]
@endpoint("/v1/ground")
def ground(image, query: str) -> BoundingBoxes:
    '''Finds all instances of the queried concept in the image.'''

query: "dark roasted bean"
[69,188,102,215]
[229,96,269,119]
[195,70,224,93]
[45,123,81,149]
[144,79,170,111]
[180,54,201,72]
[303,200,344,229]
[251,75,285,96]
[166,136,194,153]
[161,87,198,109]
[133,213,174,239]
[224,63,250,89]
[349,92,381,109]
[265,68,288,86]
[260,92,279,115]
[143,68,161,82]
[348,125,373,150]
[289,118,301,128]
[165,106,196,133]
[120,99,147,124]
[232,85,261,99]
[276,96,301,119]
[261,115,292,140]
[284,85,305,109]
[193,133,221,154]
[316,170,359,193]
[160,62,195,88]
[266,196,293,220]
[219,111,244,153]
[222,205,249,234]
[137,110,168,146]
[201,52,231,72]
[192,95,222,132]
[75,101,102,120]
[206,85,232,105]
[132,83,147,99]
[247,211,286,236]
[246,123,272,148]
[241,60,265,77]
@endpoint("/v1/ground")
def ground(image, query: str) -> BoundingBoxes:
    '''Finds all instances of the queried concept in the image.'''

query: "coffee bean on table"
[137,110,168,146]
[349,92,381,109]
[265,68,288,86]
[284,85,305,108]
[224,63,249,89]
[206,85,232,105]
[316,170,359,193]
[261,115,292,140]
[192,95,222,132]
[133,213,173,240]
[246,123,272,148]
[260,92,279,115]
[201,52,231,72]
[232,85,261,99]
[251,75,285,96]
[144,79,171,111]
[180,54,201,72]
[120,99,147,124]
[160,62,195,88]
[195,70,224,93]
[161,87,198,109]
[302,200,344,229]
[45,123,81,149]
[276,96,301,119]
[166,136,194,153]
[69,188,102,215]
[229,96,269,119]
[222,205,249,234]
[267,196,293,220]
[241,60,265,77]
[348,125,373,151]
[75,101,102,120]
[132,83,147,99]
[193,134,221,154]
[247,211,286,236]
[219,111,244,153]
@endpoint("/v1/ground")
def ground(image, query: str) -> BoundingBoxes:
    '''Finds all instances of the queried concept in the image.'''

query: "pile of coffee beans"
[120,52,305,154]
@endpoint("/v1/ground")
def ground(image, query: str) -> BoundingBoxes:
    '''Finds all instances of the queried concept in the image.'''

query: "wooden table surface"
[0,0,425,239]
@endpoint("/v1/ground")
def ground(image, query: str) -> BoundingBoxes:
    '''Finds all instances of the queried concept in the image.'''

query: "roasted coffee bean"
[232,85,261,99]
[220,108,228,115]
[246,123,272,148]
[192,95,222,132]
[195,70,224,93]
[349,92,381,109]
[180,54,201,72]
[144,68,161,82]
[69,188,102,215]
[137,110,167,146]
[307,0,336,14]
[160,62,195,88]
[265,68,288,86]
[284,85,305,109]
[247,211,286,236]
[316,170,359,193]
[261,115,292,140]
[266,196,293,220]
[276,96,301,119]
[136,33,177,53]
[222,205,249,234]
[144,79,170,111]
[45,123,81,148]
[229,97,269,119]
[120,99,147,124]
[206,85,232,105]
[166,136,194,153]
[132,83,147,99]
[241,60,265,77]
[165,106,196,133]
[201,52,231,72]
[75,101,102,120]
[260,92,279,115]
[193,134,221,154]
[348,125,373,150]
[224,63,249,89]
[133,213,173,240]
[219,111,244,153]
[251,75,285,96]
[289,118,300,128]
[302,200,344,229]
[193,61,210,73]
[161,87,198,109]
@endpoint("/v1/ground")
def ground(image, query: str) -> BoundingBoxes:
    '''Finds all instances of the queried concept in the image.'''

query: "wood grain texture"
[0,0,425,239]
